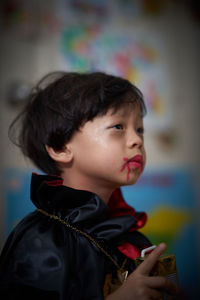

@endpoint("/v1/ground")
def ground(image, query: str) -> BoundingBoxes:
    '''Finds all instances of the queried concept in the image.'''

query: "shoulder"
[0,209,106,270]
[0,211,76,278]
[0,210,79,259]
[0,210,106,299]
[0,210,79,295]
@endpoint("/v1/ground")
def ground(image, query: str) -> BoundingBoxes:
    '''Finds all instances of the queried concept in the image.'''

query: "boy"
[0,72,177,299]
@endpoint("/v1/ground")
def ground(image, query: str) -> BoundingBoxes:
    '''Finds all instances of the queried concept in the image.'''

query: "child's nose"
[127,131,143,148]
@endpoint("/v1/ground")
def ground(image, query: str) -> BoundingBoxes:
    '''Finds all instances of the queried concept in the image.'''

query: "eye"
[137,127,144,135]
[113,124,124,130]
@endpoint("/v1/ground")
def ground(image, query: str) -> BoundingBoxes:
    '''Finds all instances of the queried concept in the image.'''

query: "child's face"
[68,103,146,195]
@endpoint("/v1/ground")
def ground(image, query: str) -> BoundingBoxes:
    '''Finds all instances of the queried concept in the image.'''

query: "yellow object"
[135,252,178,300]
[141,205,190,236]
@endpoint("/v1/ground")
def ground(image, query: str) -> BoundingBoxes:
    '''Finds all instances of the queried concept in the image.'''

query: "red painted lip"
[127,155,144,170]
[128,155,143,163]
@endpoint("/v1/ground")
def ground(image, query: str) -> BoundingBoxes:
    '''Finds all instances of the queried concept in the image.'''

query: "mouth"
[126,155,144,169]
[120,155,144,181]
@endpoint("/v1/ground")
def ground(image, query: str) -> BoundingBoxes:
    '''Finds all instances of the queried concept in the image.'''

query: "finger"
[147,288,162,300]
[136,243,166,275]
[146,276,178,295]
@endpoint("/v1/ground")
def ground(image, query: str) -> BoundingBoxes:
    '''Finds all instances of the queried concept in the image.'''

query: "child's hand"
[106,243,178,300]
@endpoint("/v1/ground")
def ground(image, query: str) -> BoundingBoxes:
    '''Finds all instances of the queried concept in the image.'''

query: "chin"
[126,179,138,186]
[118,178,137,187]
[126,174,142,186]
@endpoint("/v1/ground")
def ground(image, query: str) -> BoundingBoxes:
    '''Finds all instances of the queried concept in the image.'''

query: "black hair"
[9,71,146,175]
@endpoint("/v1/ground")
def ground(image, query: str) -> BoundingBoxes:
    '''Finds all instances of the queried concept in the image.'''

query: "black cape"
[0,173,151,299]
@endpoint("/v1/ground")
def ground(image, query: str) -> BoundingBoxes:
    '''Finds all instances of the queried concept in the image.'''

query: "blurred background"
[0,0,199,299]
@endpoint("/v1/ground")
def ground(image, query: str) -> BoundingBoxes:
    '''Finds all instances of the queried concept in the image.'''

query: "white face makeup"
[63,103,146,202]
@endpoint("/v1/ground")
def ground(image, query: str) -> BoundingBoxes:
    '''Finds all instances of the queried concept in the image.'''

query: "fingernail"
[158,243,166,249]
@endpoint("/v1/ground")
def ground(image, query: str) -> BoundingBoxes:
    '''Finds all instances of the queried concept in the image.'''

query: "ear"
[45,144,73,164]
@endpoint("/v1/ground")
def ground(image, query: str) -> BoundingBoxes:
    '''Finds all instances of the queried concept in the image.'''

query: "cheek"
[92,135,110,150]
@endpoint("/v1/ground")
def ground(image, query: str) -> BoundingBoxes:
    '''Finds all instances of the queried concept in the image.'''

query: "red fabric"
[108,188,147,229]
[118,243,140,260]
[108,188,148,260]
[33,173,64,187]
[108,188,136,217]
[45,179,64,186]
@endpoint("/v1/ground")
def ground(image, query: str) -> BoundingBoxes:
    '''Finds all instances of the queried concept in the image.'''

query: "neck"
[62,176,115,204]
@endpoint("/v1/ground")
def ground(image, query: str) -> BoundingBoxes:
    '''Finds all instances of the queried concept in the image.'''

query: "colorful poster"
[60,25,172,130]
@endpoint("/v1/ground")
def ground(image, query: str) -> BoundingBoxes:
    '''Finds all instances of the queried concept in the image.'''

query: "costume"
[0,173,151,300]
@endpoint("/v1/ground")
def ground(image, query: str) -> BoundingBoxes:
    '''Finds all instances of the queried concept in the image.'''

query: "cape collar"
[31,173,147,242]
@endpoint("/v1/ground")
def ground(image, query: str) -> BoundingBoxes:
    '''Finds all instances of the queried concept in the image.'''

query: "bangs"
[80,84,146,126]
[108,90,146,118]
